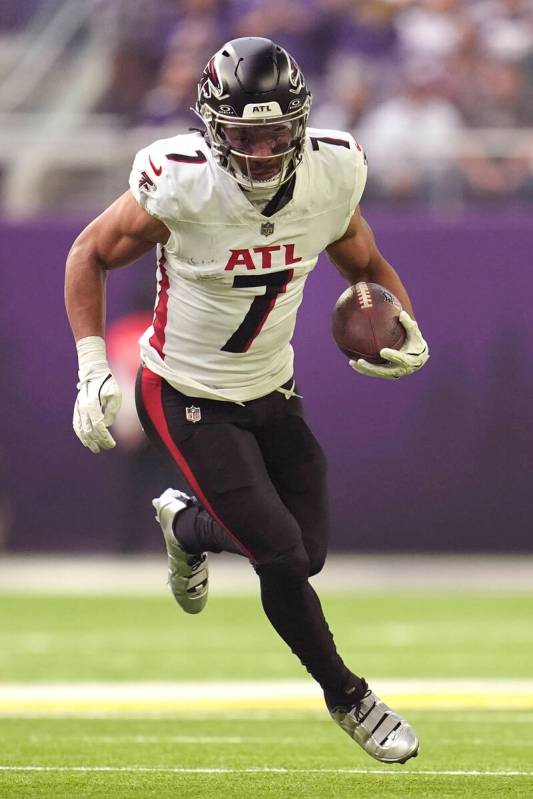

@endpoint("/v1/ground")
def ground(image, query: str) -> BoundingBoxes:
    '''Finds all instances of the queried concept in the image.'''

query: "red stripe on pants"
[140,368,255,561]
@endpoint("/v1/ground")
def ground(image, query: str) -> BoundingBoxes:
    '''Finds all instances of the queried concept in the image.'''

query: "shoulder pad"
[129,133,209,223]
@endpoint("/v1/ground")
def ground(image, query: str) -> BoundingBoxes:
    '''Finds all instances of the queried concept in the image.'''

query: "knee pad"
[255,542,310,582]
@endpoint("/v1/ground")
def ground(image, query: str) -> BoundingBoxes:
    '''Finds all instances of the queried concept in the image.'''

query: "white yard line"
[25,735,303,744]
[1,554,533,593]
[1,679,533,713]
[1,766,533,777]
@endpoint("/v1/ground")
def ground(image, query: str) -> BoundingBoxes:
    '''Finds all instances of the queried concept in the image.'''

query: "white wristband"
[76,336,110,385]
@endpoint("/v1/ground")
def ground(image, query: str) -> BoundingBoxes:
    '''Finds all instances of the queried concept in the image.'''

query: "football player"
[65,37,428,763]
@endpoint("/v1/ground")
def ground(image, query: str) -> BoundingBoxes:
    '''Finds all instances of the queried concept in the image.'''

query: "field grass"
[2,710,533,798]
[1,590,532,798]
[1,592,531,681]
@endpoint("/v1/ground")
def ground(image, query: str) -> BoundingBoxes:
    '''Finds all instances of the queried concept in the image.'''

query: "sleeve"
[345,134,368,217]
[329,132,368,242]
[128,141,180,226]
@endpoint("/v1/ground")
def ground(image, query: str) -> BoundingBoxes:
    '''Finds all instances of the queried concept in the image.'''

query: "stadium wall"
[2,210,532,553]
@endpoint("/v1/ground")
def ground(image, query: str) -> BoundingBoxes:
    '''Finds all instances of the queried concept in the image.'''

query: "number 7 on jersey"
[222,269,294,353]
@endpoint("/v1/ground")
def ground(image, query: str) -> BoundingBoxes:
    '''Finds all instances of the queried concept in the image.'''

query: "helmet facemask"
[198,100,311,191]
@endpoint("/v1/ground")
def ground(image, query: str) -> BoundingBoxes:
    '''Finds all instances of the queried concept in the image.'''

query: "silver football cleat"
[152,488,208,614]
[330,684,419,764]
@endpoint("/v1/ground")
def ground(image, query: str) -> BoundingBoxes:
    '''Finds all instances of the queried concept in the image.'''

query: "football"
[331,282,406,364]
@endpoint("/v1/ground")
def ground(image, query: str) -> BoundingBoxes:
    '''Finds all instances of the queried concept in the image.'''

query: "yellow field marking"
[1,680,533,714]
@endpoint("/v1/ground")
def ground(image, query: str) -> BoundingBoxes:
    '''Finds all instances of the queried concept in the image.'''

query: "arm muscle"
[65,191,170,341]
[326,207,414,316]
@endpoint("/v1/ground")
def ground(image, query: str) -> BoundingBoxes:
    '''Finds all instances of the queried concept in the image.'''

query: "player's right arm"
[65,190,169,340]
[65,190,170,453]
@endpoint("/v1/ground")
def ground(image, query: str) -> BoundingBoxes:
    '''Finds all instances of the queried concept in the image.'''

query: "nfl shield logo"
[185,405,202,423]
[260,221,275,237]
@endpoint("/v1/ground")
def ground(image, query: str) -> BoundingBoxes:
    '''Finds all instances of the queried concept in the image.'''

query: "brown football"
[331,282,406,364]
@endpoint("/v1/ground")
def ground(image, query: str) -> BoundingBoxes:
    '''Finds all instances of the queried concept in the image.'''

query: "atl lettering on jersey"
[225,244,302,271]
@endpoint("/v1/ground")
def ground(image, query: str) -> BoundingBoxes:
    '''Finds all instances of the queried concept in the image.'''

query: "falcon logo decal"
[138,171,155,190]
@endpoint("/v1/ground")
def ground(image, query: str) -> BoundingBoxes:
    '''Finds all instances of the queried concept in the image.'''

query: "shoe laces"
[349,680,373,723]
[188,553,207,571]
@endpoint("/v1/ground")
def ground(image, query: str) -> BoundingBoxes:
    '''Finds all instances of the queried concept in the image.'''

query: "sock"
[323,675,369,712]
[173,502,244,556]
[258,571,366,700]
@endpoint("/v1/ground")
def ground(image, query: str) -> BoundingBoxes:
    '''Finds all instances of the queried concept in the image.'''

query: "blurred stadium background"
[2,0,533,554]
[1,2,533,797]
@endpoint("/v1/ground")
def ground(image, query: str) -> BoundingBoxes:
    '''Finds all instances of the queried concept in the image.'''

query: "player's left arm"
[326,206,429,379]
[327,205,414,312]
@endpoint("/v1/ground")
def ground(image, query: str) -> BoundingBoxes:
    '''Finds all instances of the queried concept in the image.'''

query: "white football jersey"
[129,128,367,402]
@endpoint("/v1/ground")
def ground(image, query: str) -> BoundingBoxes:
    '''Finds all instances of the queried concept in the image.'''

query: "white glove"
[350,311,429,380]
[73,336,122,454]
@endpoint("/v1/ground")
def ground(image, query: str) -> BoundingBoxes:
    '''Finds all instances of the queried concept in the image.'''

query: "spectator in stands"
[459,58,533,128]
[459,147,533,205]
[468,0,533,64]
[310,56,372,131]
[357,61,464,205]
[4,0,533,211]
[394,0,473,66]
[229,0,340,80]
[140,51,200,126]
[327,0,400,70]
[139,0,226,125]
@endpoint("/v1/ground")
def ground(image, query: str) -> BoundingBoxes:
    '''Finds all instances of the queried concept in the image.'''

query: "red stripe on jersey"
[140,368,256,562]
[149,250,169,359]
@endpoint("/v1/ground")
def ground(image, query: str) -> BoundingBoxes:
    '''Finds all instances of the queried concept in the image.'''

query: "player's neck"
[241,184,277,212]
[241,172,296,217]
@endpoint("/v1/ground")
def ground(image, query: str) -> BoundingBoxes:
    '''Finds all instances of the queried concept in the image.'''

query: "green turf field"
[2,592,531,680]
[1,591,532,798]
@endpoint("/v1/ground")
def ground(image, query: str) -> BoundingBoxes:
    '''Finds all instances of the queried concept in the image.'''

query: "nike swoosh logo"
[149,155,162,176]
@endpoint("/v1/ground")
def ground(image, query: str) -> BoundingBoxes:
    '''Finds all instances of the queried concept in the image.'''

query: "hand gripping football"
[331,282,406,364]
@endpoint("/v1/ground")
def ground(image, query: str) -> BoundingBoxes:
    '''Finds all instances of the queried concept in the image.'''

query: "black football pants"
[136,366,353,693]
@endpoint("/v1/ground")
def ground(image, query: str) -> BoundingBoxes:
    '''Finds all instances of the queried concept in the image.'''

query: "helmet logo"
[201,78,225,100]
[288,99,301,109]
[288,56,305,94]
[252,104,272,113]
[219,104,236,116]
[200,54,227,101]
